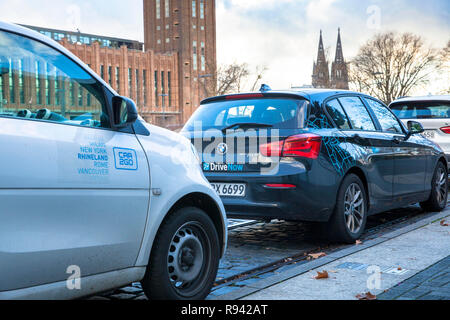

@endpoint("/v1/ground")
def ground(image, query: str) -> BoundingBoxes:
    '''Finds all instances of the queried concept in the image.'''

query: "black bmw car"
[182,88,448,243]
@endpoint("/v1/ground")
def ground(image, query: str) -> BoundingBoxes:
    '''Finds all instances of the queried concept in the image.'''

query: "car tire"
[420,161,448,212]
[327,174,368,243]
[141,207,220,300]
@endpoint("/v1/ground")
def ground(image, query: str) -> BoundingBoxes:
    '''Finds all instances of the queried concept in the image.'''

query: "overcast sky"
[0,0,449,94]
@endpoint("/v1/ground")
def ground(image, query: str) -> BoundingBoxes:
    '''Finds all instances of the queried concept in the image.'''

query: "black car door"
[364,98,427,202]
[325,96,395,213]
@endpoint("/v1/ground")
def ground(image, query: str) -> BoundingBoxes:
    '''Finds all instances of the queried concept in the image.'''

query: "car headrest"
[17,109,33,119]
[36,108,52,120]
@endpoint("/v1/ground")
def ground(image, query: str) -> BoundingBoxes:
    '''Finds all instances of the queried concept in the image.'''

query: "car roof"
[0,21,115,95]
[201,88,367,105]
[390,95,450,105]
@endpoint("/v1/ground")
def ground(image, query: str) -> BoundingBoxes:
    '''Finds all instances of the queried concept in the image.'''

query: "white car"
[0,22,227,300]
[390,95,450,169]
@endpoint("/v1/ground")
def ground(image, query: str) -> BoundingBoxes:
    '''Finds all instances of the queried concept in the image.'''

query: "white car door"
[0,29,150,292]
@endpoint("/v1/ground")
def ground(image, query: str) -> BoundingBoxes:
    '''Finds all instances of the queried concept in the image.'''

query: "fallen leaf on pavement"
[397,267,402,271]
[440,220,449,227]
[355,292,377,300]
[314,271,329,280]
[308,252,327,259]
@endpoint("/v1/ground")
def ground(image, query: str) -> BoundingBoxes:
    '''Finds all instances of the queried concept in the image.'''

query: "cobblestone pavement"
[378,255,450,300]
[89,205,433,300]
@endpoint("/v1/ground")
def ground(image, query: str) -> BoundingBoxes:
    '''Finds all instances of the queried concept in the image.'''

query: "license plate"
[211,183,246,197]
[422,130,435,139]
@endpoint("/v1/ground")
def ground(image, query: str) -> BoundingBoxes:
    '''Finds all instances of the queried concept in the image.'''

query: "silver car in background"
[390,95,450,169]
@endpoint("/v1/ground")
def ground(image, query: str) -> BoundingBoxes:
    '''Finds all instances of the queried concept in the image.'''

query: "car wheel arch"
[153,192,226,258]
[341,166,370,211]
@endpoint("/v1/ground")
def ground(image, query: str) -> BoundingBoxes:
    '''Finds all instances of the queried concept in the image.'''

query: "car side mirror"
[112,96,138,128]
[405,120,424,140]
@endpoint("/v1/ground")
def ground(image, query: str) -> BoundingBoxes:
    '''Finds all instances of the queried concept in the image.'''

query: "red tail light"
[441,126,450,134]
[264,184,297,189]
[260,134,322,159]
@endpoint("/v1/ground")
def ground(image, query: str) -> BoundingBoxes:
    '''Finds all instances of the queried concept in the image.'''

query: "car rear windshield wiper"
[221,122,273,134]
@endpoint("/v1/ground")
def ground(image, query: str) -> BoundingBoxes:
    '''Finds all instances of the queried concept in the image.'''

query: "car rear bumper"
[204,161,339,222]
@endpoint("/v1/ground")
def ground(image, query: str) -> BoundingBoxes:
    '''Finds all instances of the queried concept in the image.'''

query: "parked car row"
[0,22,447,300]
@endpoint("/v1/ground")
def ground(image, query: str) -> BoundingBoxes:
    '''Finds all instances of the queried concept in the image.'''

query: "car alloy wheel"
[344,183,365,234]
[435,166,447,206]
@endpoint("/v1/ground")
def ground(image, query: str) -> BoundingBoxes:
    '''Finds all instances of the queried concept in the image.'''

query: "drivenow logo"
[203,163,244,172]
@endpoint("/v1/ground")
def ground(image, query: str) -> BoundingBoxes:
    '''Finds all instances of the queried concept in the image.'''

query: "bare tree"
[349,32,442,104]
[249,65,269,91]
[439,40,450,94]
[202,62,269,97]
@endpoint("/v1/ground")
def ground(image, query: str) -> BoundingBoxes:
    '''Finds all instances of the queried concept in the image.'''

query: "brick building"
[312,29,349,90]
[3,0,217,128]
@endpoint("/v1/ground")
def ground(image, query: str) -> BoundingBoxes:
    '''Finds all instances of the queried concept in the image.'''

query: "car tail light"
[260,134,322,159]
[441,126,450,134]
[283,134,322,159]
[260,140,284,157]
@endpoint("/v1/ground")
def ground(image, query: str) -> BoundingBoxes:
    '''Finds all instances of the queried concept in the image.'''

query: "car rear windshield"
[390,101,450,119]
[182,98,308,131]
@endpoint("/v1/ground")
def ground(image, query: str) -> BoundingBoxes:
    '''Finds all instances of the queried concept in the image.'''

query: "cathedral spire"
[317,30,327,64]
[330,28,349,90]
[334,27,344,63]
[312,30,329,88]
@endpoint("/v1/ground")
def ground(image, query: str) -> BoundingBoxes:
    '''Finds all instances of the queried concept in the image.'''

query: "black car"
[182,88,448,243]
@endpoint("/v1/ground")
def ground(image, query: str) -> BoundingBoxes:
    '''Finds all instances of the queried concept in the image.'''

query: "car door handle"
[393,136,404,144]
[352,134,367,144]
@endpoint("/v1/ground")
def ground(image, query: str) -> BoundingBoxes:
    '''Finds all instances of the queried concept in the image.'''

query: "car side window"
[325,99,351,129]
[338,96,376,131]
[0,30,110,128]
[364,98,403,133]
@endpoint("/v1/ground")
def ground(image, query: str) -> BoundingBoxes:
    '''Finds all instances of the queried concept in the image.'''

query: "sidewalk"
[216,209,450,300]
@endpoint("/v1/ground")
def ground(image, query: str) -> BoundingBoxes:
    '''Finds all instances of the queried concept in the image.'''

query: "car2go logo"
[113,148,138,170]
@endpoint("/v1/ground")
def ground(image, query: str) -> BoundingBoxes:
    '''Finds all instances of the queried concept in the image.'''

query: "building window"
[136,69,140,105]
[154,70,158,106]
[168,71,171,107]
[165,0,170,18]
[143,69,147,106]
[78,86,83,106]
[193,41,198,71]
[200,0,205,19]
[161,71,165,107]
[55,69,60,106]
[100,65,105,80]
[34,61,40,105]
[166,38,170,43]
[45,63,50,105]
[201,41,205,71]
[18,59,25,104]
[157,26,161,31]
[192,0,196,18]
[115,67,120,92]
[156,0,161,19]
[157,39,161,44]
[128,68,132,99]
[108,66,112,86]
[70,81,75,106]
